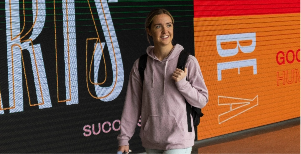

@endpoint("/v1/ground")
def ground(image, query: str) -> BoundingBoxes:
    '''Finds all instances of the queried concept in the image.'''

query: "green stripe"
[109,4,192,8]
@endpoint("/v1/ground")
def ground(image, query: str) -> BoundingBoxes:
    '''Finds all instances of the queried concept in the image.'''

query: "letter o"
[276,51,285,65]
[296,49,300,62]
[286,50,295,64]
[112,120,120,131]
[102,121,111,133]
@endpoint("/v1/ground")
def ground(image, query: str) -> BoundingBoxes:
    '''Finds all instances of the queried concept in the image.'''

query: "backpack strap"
[138,54,148,83]
[177,50,189,71]
[176,50,194,132]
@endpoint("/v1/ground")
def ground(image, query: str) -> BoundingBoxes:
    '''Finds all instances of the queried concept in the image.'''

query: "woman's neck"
[153,44,174,61]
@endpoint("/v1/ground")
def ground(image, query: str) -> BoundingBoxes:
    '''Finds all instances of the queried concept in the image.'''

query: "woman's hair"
[145,8,174,45]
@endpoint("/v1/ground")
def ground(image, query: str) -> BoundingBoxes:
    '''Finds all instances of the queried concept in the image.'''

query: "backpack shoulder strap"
[177,50,190,71]
[177,50,194,132]
[138,54,148,83]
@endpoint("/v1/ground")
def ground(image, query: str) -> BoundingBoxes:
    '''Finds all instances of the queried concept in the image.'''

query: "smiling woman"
[146,13,174,61]
[117,8,208,154]
[144,9,175,61]
[145,9,174,44]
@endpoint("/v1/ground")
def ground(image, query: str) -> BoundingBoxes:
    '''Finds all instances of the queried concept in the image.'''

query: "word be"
[216,33,257,81]
[276,49,300,65]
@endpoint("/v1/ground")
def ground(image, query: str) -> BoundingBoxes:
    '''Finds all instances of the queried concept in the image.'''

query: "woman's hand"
[117,145,130,154]
[172,68,187,82]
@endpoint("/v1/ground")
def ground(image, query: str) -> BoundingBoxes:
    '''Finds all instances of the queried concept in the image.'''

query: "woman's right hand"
[118,145,130,154]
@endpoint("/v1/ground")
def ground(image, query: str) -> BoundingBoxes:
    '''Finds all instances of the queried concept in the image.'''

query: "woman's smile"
[160,35,169,39]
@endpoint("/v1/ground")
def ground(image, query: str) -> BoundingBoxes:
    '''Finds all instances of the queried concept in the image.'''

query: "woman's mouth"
[161,35,169,39]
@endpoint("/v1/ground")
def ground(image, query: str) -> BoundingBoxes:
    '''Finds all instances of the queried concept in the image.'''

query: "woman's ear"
[146,28,152,37]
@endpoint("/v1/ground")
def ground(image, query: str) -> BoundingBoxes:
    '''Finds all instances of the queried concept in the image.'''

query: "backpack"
[138,50,204,134]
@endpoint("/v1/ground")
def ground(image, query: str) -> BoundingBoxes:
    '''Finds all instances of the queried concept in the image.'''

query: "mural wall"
[0,0,299,152]
[194,0,300,140]
[0,0,193,152]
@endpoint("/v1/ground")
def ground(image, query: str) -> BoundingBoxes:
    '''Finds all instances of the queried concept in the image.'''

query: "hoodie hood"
[145,44,184,93]
[146,44,184,62]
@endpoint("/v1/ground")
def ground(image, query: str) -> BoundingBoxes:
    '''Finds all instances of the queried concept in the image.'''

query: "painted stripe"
[194,0,300,17]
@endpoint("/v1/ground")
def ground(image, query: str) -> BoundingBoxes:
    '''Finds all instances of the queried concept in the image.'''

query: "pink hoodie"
[117,44,208,150]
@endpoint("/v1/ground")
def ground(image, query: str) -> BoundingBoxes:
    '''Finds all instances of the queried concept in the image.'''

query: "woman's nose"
[162,26,168,33]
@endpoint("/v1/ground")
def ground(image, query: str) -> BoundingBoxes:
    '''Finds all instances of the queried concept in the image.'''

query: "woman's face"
[147,14,173,47]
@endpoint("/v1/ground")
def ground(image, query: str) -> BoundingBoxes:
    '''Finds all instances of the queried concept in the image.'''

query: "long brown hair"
[145,8,174,45]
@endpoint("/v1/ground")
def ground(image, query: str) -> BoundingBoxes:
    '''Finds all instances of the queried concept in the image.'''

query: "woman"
[117,8,208,154]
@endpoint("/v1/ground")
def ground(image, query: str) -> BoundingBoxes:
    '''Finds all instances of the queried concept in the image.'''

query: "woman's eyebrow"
[153,22,172,26]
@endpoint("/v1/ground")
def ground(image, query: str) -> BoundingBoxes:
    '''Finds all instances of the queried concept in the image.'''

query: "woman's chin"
[158,41,172,46]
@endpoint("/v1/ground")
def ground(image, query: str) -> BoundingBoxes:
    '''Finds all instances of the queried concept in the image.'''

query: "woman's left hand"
[172,68,187,82]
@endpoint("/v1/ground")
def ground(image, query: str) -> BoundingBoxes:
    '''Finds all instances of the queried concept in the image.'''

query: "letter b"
[216,33,256,57]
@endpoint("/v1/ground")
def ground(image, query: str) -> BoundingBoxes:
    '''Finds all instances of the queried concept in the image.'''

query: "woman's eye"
[167,24,172,27]
[155,25,161,29]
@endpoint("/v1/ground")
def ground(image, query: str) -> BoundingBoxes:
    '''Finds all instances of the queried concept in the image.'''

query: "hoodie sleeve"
[117,60,142,146]
[175,55,209,108]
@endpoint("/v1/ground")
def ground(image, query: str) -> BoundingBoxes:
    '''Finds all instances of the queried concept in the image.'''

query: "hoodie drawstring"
[146,44,183,95]
[151,59,168,94]
[163,61,168,95]
[151,60,154,88]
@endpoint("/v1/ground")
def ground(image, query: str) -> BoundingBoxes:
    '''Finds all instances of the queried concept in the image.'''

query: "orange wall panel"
[194,13,300,140]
